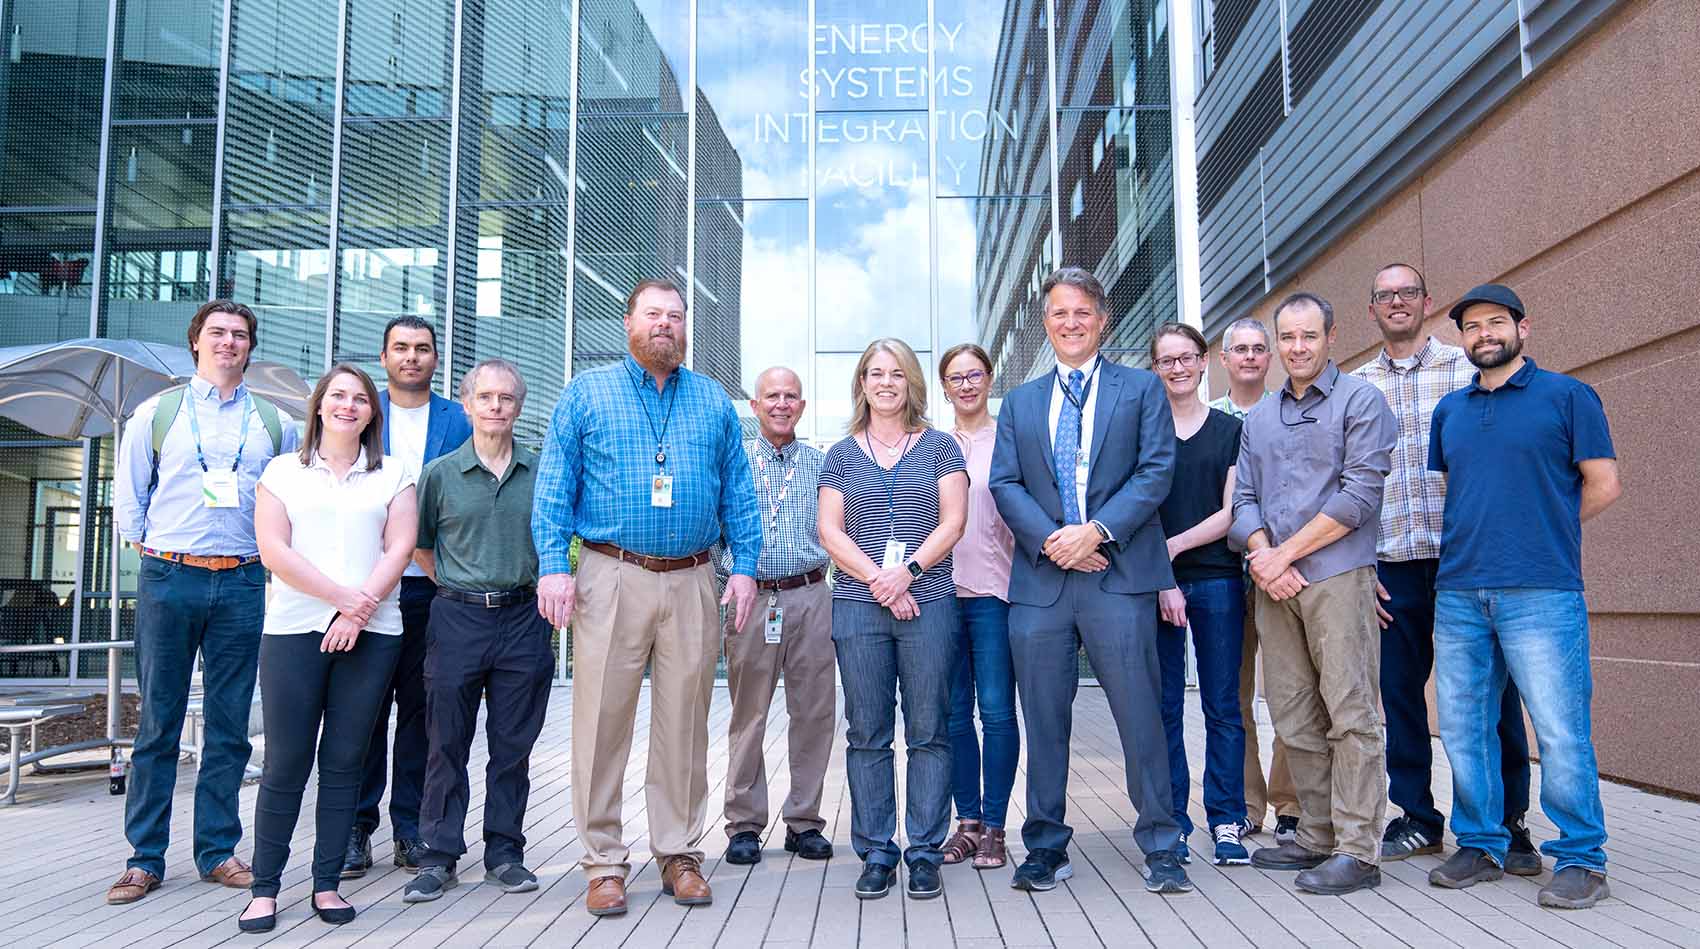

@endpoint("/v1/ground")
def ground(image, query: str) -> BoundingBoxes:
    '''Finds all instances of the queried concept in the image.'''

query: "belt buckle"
[482,591,497,608]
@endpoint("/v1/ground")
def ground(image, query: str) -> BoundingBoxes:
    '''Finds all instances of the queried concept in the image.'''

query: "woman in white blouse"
[238,365,417,933]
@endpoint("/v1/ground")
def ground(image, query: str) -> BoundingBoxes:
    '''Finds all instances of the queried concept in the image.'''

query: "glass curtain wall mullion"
[565,0,581,383]
[208,0,236,295]
[1166,0,1202,331]
[323,0,353,373]
[684,0,696,371]
[443,0,466,398]
[87,0,123,335]
[806,0,817,443]
[925,0,940,426]
[1044,0,1062,272]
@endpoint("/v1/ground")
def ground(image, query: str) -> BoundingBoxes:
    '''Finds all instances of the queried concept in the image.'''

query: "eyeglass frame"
[944,369,987,389]
[1153,351,1204,372]
[1370,286,1425,306]
[1226,343,1269,357]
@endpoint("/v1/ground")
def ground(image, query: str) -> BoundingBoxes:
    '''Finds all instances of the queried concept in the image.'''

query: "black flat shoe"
[237,900,276,934]
[313,897,357,925]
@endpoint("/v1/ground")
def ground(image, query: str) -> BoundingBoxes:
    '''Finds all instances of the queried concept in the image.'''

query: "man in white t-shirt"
[345,316,472,877]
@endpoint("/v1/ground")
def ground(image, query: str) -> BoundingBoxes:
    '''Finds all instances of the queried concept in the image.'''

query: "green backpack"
[147,387,284,489]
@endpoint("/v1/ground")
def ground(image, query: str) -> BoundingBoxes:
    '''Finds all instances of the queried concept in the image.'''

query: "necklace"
[866,429,905,458]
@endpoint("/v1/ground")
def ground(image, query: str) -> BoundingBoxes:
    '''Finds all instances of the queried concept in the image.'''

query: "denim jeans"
[125,557,265,878]
[1379,559,1530,839]
[1435,589,1607,873]
[1157,575,1247,834]
[947,595,1017,828]
[833,596,957,869]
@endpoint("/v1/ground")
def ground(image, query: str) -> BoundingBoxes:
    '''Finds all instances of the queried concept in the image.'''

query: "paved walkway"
[2,685,1697,947]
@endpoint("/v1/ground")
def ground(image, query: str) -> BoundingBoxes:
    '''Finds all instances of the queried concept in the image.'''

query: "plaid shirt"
[1352,338,1475,562]
[532,355,762,576]
[716,437,828,580]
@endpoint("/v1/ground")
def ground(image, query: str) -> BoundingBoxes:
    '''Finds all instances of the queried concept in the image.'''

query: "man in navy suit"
[989,267,1190,894]
[344,315,473,877]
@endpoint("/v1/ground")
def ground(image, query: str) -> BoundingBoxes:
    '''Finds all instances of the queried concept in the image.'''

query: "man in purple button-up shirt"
[1228,292,1394,896]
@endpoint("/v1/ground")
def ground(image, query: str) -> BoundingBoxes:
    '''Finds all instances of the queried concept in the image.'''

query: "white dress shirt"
[387,401,431,578]
[258,449,415,636]
[1046,354,1103,522]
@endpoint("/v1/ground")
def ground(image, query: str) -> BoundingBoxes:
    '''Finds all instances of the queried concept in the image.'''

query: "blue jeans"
[1379,560,1529,838]
[947,595,1018,828]
[833,596,957,869]
[1157,575,1247,834]
[125,557,265,878]
[1435,589,1607,873]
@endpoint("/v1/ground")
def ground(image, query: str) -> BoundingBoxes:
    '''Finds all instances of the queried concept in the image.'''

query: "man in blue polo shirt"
[1425,284,1622,910]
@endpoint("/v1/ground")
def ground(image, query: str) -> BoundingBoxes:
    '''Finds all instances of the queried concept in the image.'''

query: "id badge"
[881,538,907,570]
[202,470,239,509]
[1074,447,1089,484]
[764,604,784,644]
[651,474,674,508]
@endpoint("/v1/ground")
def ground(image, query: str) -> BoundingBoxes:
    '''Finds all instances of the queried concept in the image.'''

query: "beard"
[631,330,686,372]
[1467,332,1523,369]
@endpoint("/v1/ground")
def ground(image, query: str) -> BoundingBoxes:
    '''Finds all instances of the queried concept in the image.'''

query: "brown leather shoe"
[201,855,255,889]
[106,868,161,905]
[586,875,628,917]
[660,855,712,906]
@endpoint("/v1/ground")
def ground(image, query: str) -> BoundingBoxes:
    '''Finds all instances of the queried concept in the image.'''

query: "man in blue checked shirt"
[531,278,761,918]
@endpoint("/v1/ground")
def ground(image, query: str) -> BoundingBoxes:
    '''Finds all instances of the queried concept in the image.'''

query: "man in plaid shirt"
[1351,264,1536,872]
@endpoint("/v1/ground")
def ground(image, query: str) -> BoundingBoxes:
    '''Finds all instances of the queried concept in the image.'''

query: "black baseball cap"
[1448,283,1526,326]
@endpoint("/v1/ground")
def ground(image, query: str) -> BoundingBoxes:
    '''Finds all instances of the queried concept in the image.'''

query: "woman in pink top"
[937,343,1017,869]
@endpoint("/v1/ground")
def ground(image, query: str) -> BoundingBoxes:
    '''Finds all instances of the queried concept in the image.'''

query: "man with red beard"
[532,279,762,917]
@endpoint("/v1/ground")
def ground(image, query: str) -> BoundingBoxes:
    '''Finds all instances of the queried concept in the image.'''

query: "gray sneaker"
[403,865,458,903]
[485,863,539,894]
[1538,867,1610,909]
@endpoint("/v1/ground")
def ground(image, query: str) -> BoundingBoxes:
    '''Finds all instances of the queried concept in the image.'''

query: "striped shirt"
[820,429,966,604]
[717,437,829,581]
[1352,338,1475,562]
[532,355,762,577]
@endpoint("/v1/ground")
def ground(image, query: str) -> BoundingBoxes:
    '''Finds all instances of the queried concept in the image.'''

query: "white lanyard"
[754,447,797,528]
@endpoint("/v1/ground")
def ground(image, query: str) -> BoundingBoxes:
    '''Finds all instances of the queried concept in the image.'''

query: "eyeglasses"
[1154,352,1202,372]
[1371,286,1424,305]
[944,369,987,389]
[1227,344,1268,357]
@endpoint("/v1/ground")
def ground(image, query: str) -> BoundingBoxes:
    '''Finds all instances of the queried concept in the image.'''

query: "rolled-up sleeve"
[1227,417,1264,550]
[716,402,763,577]
[1318,386,1396,530]
[531,388,581,576]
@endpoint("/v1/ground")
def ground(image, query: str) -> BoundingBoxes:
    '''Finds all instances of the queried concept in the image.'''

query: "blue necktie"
[1054,368,1085,524]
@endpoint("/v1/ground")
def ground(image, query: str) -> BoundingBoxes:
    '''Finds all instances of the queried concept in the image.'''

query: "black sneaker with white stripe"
[1381,816,1443,860]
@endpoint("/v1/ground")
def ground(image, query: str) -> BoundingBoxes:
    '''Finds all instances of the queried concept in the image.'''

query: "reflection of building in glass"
[977,0,1177,387]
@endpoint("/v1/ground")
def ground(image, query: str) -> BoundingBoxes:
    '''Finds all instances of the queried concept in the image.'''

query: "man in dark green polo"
[403,358,553,902]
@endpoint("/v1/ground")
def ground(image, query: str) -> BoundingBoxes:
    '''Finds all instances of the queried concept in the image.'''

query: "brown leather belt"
[138,546,261,571]
[758,567,826,592]
[581,541,711,573]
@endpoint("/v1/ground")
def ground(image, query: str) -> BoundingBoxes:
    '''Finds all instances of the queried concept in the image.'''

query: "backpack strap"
[146,388,285,491]
[250,395,283,455]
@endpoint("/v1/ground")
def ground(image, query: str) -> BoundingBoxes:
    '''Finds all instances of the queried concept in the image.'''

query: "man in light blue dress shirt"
[106,301,299,905]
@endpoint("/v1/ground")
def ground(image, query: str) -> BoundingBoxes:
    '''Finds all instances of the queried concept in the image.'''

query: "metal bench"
[1,702,89,805]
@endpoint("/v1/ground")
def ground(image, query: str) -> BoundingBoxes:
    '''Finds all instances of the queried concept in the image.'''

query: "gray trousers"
[1010,574,1179,856]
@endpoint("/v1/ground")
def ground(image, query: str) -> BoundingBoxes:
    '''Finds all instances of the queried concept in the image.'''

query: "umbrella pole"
[108,363,123,766]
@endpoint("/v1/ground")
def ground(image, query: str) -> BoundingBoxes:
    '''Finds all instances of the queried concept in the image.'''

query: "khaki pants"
[723,578,836,837]
[1240,585,1300,825]
[571,548,719,880]
[1255,565,1387,864]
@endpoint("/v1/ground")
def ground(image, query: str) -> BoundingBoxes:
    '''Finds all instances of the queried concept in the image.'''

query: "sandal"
[972,827,1007,870]
[941,820,984,865]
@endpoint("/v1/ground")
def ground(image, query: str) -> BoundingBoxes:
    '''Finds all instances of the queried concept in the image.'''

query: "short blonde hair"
[849,338,929,435]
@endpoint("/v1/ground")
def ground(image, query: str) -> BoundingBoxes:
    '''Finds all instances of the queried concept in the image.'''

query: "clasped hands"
[1245,545,1308,601]
[324,586,378,652]
[868,566,919,620]
[1043,523,1108,572]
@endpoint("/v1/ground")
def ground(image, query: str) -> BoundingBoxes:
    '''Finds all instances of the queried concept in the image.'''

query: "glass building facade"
[0,0,1178,681]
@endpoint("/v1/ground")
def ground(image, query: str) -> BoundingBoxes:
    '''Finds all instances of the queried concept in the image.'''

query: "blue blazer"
[378,391,472,466]
[989,358,1176,607]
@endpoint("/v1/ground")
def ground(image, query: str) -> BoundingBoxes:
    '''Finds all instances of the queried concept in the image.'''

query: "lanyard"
[633,369,679,469]
[864,429,914,540]
[1055,356,1101,453]
[181,387,254,473]
[754,445,798,527]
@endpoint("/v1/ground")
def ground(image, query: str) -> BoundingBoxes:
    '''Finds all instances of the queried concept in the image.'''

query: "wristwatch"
[1090,520,1112,543]
[906,559,925,580]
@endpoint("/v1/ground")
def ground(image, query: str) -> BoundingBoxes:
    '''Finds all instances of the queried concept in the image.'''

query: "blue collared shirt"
[716,437,829,581]
[532,356,762,577]
[114,375,301,556]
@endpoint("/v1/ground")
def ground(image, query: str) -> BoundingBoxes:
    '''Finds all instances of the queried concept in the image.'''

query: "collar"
[624,354,682,391]
[189,374,248,403]
[1376,337,1436,371]
[1053,353,1101,379]
[455,437,531,474]
[1282,361,1339,400]
[1469,357,1539,393]
[309,446,369,473]
[757,437,799,461]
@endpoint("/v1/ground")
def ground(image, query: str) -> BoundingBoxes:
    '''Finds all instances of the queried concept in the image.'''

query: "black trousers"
[418,594,555,870]
[354,576,435,839]
[251,631,401,897]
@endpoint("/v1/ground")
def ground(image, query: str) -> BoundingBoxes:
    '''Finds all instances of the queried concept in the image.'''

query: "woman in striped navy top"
[819,337,968,902]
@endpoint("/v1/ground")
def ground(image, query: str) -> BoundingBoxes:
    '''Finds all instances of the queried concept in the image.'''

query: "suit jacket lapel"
[424,394,445,460]
[1034,377,1056,479]
[378,391,392,454]
[1088,360,1122,472]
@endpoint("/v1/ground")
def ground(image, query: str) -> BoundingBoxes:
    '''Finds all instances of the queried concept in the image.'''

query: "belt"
[758,567,826,592]
[437,586,536,608]
[581,541,711,573]
[139,547,260,571]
